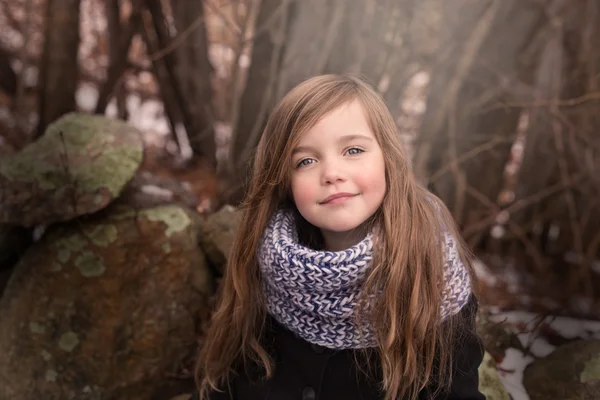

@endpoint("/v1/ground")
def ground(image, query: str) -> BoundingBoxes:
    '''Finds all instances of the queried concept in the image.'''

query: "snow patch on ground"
[497,348,535,400]
[76,83,99,112]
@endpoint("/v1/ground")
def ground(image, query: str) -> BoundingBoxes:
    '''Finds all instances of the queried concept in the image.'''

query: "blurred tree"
[0,47,16,96]
[145,0,216,166]
[223,0,294,203]
[94,0,143,119]
[221,0,418,203]
[414,0,545,235]
[36,0,81,138]
[170,0,216,165]
[513,0,600,290]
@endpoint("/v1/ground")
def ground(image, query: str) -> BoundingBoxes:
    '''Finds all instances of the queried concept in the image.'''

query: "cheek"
[355,162,386,198]
[291,176,317,207]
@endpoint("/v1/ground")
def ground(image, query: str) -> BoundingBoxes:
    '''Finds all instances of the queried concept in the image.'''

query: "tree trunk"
[144,0,215,165]
[140,8,183,149]
[36,0,81,137]
[95,0,141,118]
[0,47,16,96]
[275,0,350,98]
[323,0,405,83]
[170,0,216,165]
[221,0,294,204]
[414,0,545,233]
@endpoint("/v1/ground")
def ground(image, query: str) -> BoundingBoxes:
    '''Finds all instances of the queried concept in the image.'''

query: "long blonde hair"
[196,74,478,400]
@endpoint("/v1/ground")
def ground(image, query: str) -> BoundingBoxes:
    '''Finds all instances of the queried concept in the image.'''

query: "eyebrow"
[291,134,373,156]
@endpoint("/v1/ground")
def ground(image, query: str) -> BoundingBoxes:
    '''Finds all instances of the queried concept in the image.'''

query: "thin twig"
[429,136,515,182]
[506,219,547,273]
[483,91,600,111]
[414,0,501,179]
[462,173,585,236]
[0,0,22,31]
[147,0,228,62]
[244,1,285,43]
[203,0,242,36]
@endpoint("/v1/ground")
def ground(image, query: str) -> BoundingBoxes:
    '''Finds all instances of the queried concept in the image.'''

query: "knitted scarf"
[258,209,472,350]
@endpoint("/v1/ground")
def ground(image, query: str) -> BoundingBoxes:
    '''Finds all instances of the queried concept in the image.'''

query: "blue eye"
[297,158,315,168]
[346,147,364,155]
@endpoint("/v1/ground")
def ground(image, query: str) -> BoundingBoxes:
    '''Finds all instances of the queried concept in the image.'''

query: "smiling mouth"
[319,193,358,204]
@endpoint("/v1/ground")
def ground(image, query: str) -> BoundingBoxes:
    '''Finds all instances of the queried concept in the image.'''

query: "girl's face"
[290,100,387,251]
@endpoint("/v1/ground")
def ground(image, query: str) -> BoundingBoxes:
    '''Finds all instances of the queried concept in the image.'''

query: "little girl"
[192,75,485,400]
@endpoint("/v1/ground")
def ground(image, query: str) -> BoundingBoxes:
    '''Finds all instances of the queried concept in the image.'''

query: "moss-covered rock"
[478,351,510,400]
[523,339,600,399]
[197,204,240,271]
[0,113,143,227]
[0,204,214,400]
[0,225,31,270]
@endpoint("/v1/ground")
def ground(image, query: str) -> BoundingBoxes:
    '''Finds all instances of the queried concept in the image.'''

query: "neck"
[321,225,369,251]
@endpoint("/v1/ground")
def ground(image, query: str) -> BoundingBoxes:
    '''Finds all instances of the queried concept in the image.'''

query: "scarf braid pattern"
[258,209,472,350]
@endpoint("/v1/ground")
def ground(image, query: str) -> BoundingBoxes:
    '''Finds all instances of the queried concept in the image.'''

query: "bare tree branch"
[94,0,143,115]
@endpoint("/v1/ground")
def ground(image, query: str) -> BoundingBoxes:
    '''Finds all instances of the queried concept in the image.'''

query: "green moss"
[57,250,70,264]
[74,251,106,277]
[0,157,63,190]
[75,146,142,196]
[143,206,191,237]
[41,350,52,361]
[45,369,58,382]
[58,331,80,352]
[478,352,510,400]
[162,242,172,253]
[581,355,600,383]
[0,113,142,197]
[29,322,46,334]
[54,234,87,264]
[46,113,96,147]
[84,224,118,247]
[0,114,95,189]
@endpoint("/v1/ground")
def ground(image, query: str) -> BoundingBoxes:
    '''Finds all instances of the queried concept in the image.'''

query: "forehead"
[295,100,375,144]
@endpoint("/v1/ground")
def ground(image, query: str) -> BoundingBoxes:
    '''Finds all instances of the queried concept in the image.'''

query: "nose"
[320,159,346,185]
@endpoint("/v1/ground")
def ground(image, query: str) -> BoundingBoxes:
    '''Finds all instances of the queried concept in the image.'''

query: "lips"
[320,192,357,204]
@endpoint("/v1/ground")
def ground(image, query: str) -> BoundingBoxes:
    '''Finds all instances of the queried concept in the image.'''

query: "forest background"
[1,1,600,399]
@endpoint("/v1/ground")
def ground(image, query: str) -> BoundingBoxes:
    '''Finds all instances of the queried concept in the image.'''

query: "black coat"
[191,294,485,400]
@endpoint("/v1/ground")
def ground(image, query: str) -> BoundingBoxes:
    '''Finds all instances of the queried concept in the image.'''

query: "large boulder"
[0,224,31,270]
[0,113,143,227]
[0,204,214,400]
[115,171,200,211]
[523,339,600,399]
[0,224,32,296]
[197,205,240,272]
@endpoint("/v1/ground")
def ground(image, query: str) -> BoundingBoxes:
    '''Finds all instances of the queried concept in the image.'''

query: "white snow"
[497,348,535,400]
[76,83,99,112]
[140,185,173,200]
